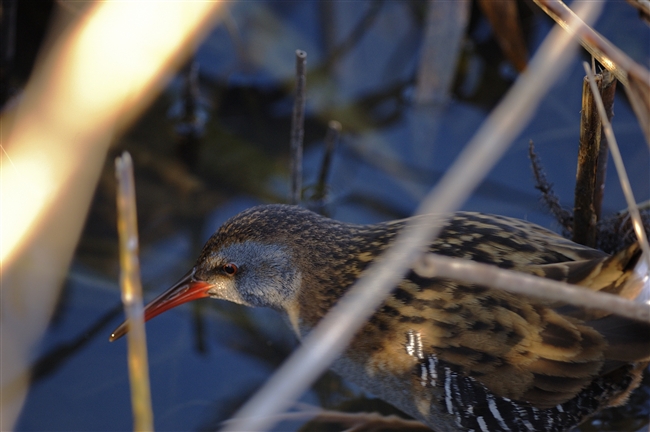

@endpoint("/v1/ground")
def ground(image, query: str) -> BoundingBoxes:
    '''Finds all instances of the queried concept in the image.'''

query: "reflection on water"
[15,2,649,431]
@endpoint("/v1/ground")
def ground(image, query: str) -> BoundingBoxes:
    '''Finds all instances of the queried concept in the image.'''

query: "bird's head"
[109,205,307,342]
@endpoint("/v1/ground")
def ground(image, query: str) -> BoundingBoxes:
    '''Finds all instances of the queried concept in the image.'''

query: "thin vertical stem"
[573,68,616,247]
[290,50,307,205]
[314,120,342,203]
[573,72,603,247]
[115,152,154,432]
[583,62,650,266]
[592,70,615,218]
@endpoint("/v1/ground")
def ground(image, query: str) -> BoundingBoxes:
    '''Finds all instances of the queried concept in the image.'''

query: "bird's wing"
[527,242,650,364]
[381,242,648,409]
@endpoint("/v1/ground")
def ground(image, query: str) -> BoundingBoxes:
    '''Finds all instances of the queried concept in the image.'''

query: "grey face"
[196,241,302,311]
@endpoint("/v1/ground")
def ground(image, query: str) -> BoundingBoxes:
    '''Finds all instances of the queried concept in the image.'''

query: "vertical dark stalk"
[592,70,616,218]
[573,69,614,247]
[573,73,602,246]
[312,121,342,212]
[290,50,307,205]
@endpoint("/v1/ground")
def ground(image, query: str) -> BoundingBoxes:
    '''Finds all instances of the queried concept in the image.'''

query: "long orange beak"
[109,268,212,342]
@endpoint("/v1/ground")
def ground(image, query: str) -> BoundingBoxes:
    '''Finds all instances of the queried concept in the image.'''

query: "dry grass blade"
[533,0,650,87]
[535,0,650,142]
[583,62,650,266]
[221,3,602,431]
[115,152,153,431]
[414,254,650,323]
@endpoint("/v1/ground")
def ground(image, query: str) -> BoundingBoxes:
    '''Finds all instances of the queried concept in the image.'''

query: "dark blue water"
[16,2,649,431]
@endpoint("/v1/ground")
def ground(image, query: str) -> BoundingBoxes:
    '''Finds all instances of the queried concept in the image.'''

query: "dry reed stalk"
[583,62,650,266]
[290,50,307,205]
[573,70,616,247]
[116,152,154,432]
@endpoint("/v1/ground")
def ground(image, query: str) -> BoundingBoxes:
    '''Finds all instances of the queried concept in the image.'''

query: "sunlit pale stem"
[1,1,222,267]
[223,2,602,431]
[414,254,649,323]
[533,0,650,88]
[116,152,153,432]
[582,62,650,269]
[0,2,222,430]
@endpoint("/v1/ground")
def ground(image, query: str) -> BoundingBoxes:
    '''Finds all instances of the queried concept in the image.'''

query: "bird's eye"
[222,263,238,276]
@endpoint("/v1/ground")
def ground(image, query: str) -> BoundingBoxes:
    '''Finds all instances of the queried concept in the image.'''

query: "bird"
[110,204,650,432]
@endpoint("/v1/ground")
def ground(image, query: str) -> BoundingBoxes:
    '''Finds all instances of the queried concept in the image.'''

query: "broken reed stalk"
[583,63,650,265]
[592,71,615,221]
[115,152,154,432]
[573,70,616,247]
[290,49,307,205]
[573,73,600,246]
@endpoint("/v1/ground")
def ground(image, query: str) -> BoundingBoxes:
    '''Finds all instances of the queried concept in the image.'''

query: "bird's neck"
[289,220,400,335]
